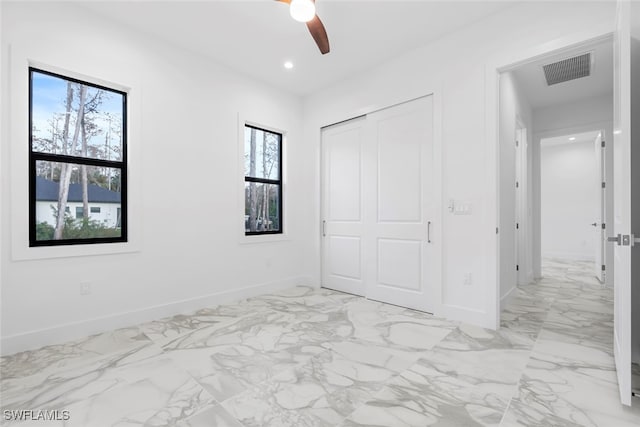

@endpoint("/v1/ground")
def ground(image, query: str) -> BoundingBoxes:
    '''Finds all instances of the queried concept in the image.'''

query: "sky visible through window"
[31,71,124,162]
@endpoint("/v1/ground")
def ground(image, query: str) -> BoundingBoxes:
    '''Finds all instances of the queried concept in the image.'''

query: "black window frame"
[244,124,283,236]
[29,67,128,247]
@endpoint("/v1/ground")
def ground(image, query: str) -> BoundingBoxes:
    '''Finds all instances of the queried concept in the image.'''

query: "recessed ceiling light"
[569,137,576,141]
[284,61,294,70]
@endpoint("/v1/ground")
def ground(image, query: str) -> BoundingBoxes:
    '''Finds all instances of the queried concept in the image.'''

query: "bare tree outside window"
[244,125,282,235]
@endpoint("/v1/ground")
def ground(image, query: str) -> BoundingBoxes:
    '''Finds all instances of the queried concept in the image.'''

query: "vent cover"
[543,53,591,86]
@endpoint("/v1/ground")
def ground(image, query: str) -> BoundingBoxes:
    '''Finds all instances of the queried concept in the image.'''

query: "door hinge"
[516,223,519,230]
[516,265,519,271]
[602,223,606,230]
[601,140,605,148]
[496,227,499,234]
[516,181,519,188]
[602,182,606,189]
[602,264,606,271]
[516,140,519,147]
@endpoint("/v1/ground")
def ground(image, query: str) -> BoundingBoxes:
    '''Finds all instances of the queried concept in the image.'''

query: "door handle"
[591,222,598,227]
[427,221,432,243]
[608,234,621,245]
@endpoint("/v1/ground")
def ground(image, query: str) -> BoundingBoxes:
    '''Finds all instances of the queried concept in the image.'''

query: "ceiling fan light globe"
[289,0,316,23]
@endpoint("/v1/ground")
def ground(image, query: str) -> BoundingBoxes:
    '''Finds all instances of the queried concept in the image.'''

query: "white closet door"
[364,96,435,312]
[321,117,367,296]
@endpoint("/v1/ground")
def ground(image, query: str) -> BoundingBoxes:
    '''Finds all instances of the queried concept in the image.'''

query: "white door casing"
[594,132,606,282]
[612,0,632,407]
[321,96,436,313]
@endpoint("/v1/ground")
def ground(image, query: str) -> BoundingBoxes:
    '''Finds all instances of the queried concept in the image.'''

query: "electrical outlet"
[80,282,92,296]
[463,273,473,286]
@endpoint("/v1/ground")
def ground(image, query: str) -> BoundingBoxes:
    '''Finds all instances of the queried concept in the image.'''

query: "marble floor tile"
[1,340,165,412]
[416,323,534,399]
[138,305,265,345]
[177,404,243,427]
[514,349,637,426]
[247,286,361,314]
[500,397,588,427]
[222,340,416,427]
[3,258,639,427]
[60,370,214,427]
[0,327,150,380]
[342,360,510,427]
[337,298,456,351]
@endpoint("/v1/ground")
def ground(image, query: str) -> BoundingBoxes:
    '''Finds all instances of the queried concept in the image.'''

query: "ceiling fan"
[276,0,330,55]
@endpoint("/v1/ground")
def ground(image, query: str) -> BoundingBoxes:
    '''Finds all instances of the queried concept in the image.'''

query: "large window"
[244,125,282,235]
[29,68,127,246]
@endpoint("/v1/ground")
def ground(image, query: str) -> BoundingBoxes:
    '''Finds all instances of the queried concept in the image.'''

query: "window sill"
[239,233,289,245]
[12,241,141,261]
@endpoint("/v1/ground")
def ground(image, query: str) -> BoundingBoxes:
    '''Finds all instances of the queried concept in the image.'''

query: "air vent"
[542,53,591,86]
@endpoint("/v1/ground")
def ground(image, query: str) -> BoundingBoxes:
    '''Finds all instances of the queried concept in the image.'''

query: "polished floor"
[2,259,639,426]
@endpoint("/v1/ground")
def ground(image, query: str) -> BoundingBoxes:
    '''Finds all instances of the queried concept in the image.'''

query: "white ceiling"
[511,38,613,110]
[81,0,514,96]
[540,129,602,147]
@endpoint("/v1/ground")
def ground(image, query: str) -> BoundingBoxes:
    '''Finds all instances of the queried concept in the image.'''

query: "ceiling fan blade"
[275,0,291,3]
[307,14,330,54]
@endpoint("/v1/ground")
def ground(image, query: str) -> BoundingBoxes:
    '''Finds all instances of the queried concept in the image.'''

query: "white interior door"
[594,132,605,282]
[321,96,436,312]
[321,117,367,297]
[612,0,633,406]
[365,96,435,312]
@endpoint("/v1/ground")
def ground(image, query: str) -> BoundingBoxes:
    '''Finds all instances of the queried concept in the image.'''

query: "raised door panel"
[377,111,424,223]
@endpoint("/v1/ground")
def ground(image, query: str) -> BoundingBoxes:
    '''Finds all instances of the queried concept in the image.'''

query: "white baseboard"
[1,276,316,356]
[439,304,496,330]
[542,251,595,262]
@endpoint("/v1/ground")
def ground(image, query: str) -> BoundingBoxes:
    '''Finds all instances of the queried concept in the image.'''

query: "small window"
[29,68,127,246]
[244,125,282,235]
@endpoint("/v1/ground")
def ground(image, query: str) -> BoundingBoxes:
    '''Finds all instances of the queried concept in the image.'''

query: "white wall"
[0,2,315,354]
[535,94,614,134]
[532,95,613,279]
[540,140,599,261]
[304,2,615,328]
[499,72,533,307]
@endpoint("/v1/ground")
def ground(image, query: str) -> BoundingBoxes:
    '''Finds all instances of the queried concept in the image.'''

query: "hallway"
[1,260,639,426]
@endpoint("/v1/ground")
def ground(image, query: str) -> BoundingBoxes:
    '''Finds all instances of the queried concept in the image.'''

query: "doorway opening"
[498,35,614,304]
[539,129,608,285]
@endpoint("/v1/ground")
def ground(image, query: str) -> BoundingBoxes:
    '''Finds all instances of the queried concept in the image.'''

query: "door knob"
[591,222,598,227]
